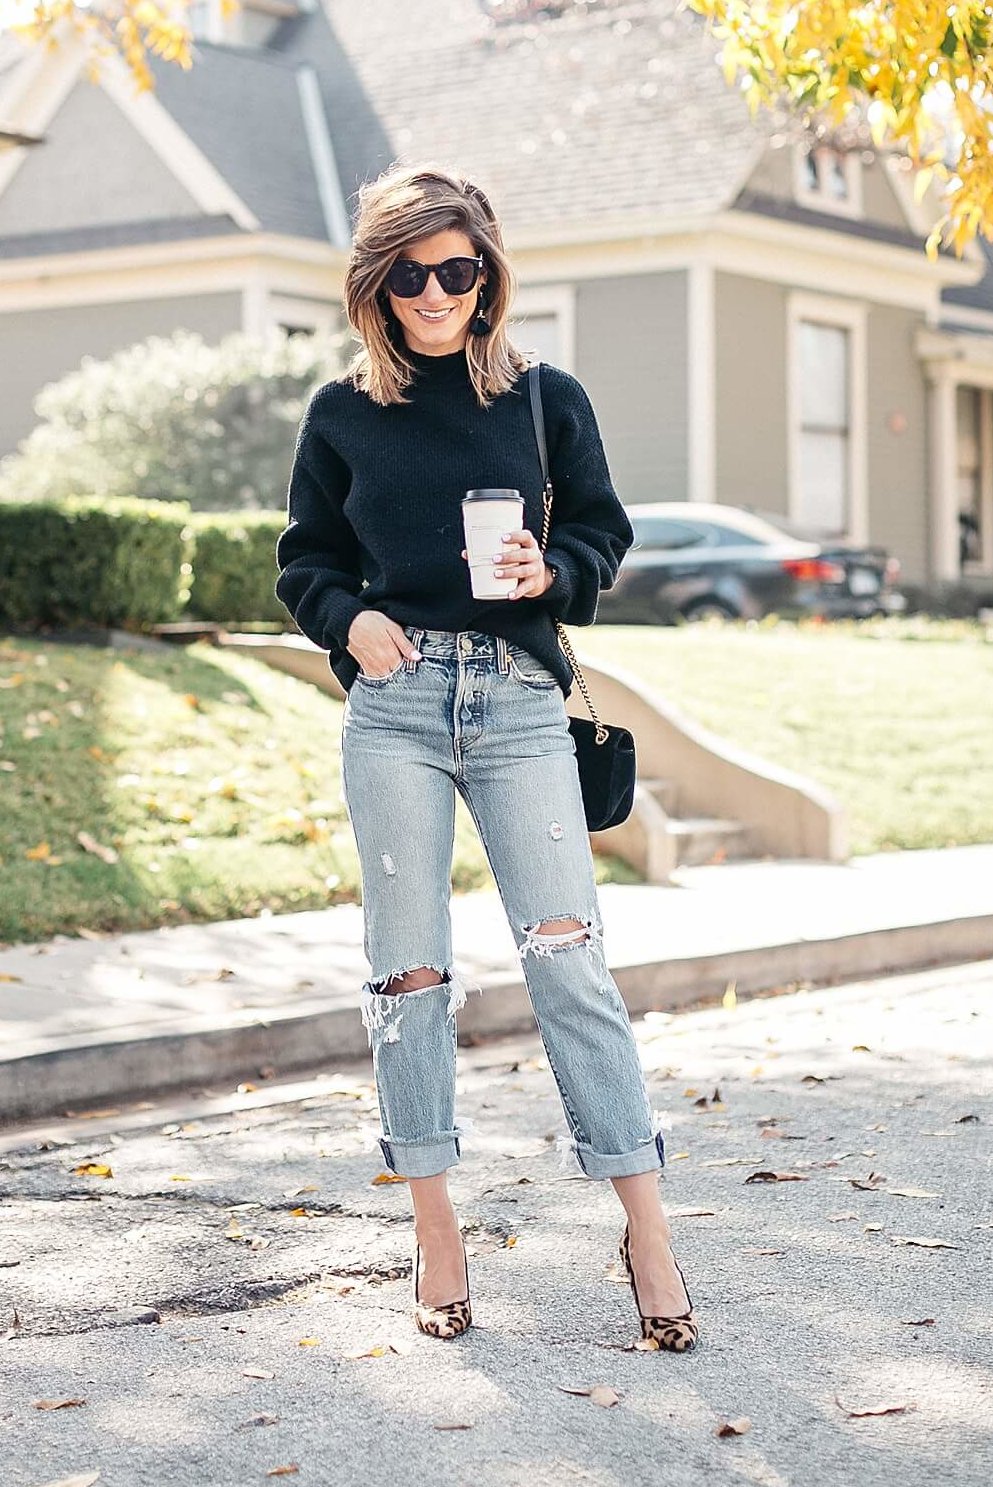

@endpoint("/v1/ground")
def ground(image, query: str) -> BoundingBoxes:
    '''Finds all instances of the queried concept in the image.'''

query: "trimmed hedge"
[185,510,287,624]
[0,496,193,628]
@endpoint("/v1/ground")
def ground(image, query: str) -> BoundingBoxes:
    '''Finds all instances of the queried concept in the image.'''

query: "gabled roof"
[148,40,332,243]
[269,0,766,235]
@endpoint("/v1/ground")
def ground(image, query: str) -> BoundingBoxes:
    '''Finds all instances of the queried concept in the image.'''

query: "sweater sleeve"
[536,365,634,626]
[274,386,366,653]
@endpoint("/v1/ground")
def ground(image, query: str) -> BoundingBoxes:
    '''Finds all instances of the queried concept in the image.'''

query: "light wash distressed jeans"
[340,625,665,1182]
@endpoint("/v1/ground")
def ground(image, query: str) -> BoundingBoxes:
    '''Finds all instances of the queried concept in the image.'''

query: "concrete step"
[665,816,753,867]
[638,777,680,813]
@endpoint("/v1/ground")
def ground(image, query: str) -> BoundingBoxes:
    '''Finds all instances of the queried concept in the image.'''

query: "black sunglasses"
[385,254,484,299]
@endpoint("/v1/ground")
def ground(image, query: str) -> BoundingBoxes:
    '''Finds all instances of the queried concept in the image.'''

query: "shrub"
[0,496,193,629]
[0,326,345,512]
[186,510,288,624]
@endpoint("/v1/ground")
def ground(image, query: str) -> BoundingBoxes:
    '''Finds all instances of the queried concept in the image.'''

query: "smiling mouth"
[415,307,455,320]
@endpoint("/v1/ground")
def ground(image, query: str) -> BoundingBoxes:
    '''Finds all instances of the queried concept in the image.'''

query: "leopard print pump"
[618,1224,699,1352]
[412,1233,472,1339]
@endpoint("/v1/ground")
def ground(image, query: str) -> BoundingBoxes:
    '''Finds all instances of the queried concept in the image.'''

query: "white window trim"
[792,142,864,220]
[263,292,340,338]
[508,283,576,371]
[787,292,869,543]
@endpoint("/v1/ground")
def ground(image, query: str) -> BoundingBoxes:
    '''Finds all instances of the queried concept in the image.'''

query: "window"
[796,320,850,535]
[956,385,993,572]
[632,519,708,550]
[794,144,863,218]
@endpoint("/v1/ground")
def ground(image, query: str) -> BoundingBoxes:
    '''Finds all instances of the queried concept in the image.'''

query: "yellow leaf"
[168,1174,192,1182]
[297,1337,320,1347]
[722,982,737,1009]
[25,841,52,860]
[0,973,23,983]
[73,1162,113,1178]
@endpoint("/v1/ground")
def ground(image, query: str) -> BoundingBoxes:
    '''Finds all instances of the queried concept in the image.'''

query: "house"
[0,0,991,604]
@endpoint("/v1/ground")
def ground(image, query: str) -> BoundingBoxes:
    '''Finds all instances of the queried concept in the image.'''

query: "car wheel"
[680,598,740,623]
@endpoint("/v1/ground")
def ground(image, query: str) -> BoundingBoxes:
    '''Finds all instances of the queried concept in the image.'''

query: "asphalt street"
[1,958,991,1487]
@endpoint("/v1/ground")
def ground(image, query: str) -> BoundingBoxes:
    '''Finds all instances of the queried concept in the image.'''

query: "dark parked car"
[598,502,906,624]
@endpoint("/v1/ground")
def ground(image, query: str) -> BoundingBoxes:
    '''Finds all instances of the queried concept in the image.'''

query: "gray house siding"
[865,303,929,582]
[575,270,688,505]
[0,293,243,460]
[714,271,789,511]
[0,82,201,238]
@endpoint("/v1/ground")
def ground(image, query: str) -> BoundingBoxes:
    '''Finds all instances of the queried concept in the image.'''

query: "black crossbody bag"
[527,362,636,832]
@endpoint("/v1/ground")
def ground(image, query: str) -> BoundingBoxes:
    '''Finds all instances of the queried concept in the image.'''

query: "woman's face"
[386,228,486,356]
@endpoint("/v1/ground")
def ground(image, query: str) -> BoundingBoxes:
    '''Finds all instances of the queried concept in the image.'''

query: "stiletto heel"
[412,1232,472,1339]
[618,1223,699,1352]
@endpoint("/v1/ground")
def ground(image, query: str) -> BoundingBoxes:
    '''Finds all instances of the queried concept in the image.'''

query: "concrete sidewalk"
[1,843,991,1123]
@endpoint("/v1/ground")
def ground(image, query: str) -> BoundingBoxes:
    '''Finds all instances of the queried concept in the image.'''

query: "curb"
[1,914,990,1125]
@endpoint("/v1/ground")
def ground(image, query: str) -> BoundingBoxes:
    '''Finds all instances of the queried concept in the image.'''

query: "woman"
[275,162,698,1352]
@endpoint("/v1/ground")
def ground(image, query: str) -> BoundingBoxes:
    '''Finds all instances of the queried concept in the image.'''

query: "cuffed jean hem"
[379,1133,462,1178]
[556,1127,666,1180]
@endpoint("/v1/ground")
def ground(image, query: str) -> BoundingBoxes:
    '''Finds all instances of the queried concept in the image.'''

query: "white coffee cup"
[462,488,526,599]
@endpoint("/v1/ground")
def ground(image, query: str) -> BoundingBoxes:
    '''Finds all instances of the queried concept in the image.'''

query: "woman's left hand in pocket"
[460,529,553,600]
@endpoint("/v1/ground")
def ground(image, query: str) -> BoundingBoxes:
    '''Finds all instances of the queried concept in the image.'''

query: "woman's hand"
[460,529,554,600]
[346,610,421,676]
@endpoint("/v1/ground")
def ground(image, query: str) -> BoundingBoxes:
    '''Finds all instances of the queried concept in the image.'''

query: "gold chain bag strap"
[527,362,637,831]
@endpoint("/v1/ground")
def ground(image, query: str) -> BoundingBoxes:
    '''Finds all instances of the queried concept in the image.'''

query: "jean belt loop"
[495,635,509,675]
[406,627,426,670]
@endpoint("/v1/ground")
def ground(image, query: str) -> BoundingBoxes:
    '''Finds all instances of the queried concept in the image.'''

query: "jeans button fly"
[459,636,473,656]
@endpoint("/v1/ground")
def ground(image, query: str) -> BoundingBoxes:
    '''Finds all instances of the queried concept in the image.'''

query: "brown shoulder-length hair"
[343,162,531,408]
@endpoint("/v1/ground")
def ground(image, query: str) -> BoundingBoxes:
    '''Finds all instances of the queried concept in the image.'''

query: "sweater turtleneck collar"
[404,342,472,387]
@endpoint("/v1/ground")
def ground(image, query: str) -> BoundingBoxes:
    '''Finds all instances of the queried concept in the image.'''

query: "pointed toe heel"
[619,1223,699,1352]
[412,1233,473,1339]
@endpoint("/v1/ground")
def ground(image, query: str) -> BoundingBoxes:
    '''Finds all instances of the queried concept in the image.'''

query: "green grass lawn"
[573,613,993,856]
[0,636,634,945]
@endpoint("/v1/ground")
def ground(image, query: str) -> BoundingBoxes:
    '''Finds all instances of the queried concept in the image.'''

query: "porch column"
[927,368,960,582]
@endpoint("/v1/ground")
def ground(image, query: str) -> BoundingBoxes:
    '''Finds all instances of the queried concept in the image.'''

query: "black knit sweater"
[274,345,634,696]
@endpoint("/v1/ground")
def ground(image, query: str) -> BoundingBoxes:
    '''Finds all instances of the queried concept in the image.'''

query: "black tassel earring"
[470,285,491,337]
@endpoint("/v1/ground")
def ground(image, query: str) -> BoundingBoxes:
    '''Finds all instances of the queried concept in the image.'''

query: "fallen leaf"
[266,1468,299,1478]
[433,1422,473,1430]
[667,1206,716,1217]
[32,1398,87,1410]
[744,1171,809,1183]
[283,1186,319,1198]
[716,1416,752,1436]
[76,832,118,865]
[827,1212,860,1222]
[890,1236,960,1249]
[237,1415,280,1429]
[835,1394,916,1418]
[371,1172,407,1185]
[25,841,53,861]
[298,1337,320,1347]
[242,1369,276,1380]
[34,1475,100,1487]
[701,1157,762,1167]
[739,1247,785,1256]
[556,1384,622,1407]
[899,1318,936,1326]
[955,1113,980,1123]
[73,1162,113,1178]
[0,973,22,983]
[885,1187,941,1199]
[849,1173,887,1191]
[182,693,201,709]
